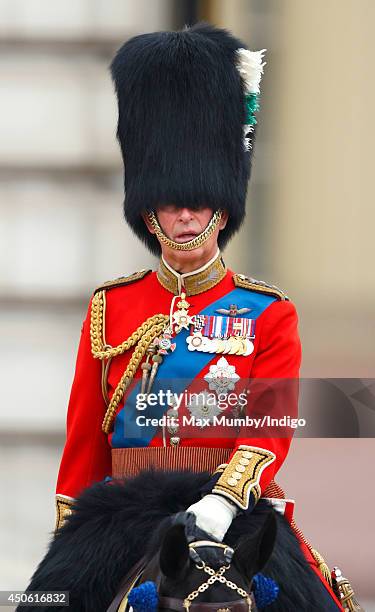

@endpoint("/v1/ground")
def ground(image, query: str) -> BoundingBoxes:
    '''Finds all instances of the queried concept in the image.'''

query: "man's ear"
[142,211,156,234]
[219,210,229,230]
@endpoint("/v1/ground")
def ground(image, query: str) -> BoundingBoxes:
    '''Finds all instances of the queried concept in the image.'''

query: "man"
[55,22,353,610]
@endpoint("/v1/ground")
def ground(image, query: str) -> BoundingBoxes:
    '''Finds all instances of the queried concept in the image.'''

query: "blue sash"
[112,287,276,447]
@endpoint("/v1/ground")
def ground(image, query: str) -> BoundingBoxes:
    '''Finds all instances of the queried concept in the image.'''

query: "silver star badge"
[204,356,240,394]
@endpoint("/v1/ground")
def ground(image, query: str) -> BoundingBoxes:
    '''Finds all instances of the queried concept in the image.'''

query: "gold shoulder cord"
[90,290,169,434]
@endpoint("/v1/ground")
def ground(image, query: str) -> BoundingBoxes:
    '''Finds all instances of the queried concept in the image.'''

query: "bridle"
[108,540,255,612]
[159,540,254,611]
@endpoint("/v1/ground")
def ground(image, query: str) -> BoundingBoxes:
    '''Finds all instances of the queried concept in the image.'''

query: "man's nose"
[177,208,194,222]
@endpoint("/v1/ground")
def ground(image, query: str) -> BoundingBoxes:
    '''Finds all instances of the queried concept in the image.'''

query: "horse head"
[126,509,277,612]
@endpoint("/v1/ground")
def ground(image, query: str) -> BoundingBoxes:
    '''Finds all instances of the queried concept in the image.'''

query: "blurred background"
[0,0,374,608]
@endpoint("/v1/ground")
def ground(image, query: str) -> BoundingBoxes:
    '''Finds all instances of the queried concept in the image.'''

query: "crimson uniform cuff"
[212,445,276,510]
[55,495,74,531]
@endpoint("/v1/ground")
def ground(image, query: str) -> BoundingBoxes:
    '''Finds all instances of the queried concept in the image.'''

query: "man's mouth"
[174,231,198,243]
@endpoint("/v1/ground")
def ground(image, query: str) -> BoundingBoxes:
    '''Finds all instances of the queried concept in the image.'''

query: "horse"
[107,509,277,611]
[18,469,339,611]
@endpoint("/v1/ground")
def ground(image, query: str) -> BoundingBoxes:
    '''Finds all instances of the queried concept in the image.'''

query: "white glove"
[186,494,238,542]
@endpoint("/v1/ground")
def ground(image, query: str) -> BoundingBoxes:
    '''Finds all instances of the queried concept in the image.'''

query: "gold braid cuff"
[211,469,333,590]
[55,495,74,531]
[211,463,229,477]
[147,209,222,251]
[211,467,334,591]
[212,445,276,510]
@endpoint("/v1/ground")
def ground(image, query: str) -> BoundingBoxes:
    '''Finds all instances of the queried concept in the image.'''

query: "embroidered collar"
[156,250,227,296]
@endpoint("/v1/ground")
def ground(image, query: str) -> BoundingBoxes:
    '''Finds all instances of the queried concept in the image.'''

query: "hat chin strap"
[147,209,222,251]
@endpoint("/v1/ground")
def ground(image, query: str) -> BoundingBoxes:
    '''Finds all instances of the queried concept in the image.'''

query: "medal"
[192,314,255,340]
[172,295,194,332]
[152,331,176,355]
[187,333,254,355]
[187,390,222,427]
[141,293,192,398]
[186,313,255,356]
[166,407,179,434]
[204,356,240,394]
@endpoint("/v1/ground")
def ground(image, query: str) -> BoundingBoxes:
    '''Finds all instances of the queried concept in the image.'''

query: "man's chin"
[161,243,208,262]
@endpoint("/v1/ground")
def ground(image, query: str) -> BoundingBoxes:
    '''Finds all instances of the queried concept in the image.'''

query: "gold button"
[242,451,253,458]
[239,458,250,466]
[227,478,237,486]
[231,472,242,480]
[235,465,246,473]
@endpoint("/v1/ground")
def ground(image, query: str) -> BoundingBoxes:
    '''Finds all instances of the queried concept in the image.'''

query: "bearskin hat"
[109,22,263,255]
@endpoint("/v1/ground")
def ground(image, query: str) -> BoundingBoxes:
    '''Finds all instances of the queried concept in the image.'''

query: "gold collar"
[156,250,227,296]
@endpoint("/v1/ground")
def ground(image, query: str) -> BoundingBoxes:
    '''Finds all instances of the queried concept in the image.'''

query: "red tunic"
[56,267,301,501]
[55,264,344,610]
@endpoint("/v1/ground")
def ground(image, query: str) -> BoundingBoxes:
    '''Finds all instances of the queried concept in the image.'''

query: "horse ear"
[254,510,277,571]
[159,523,190,580]
[233,510,277,581]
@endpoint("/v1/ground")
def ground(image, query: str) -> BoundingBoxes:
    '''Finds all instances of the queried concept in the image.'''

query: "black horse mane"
[20,469,333,611]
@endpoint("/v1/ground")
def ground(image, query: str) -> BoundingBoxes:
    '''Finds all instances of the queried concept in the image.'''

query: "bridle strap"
[159,594,256,611]
[107,543,256,612]
[106,556,147,612]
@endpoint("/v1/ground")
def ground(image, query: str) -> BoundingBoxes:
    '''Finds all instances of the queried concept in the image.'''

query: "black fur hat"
[110,22,261,255]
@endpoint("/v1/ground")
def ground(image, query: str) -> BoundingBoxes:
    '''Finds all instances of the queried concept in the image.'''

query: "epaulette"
[233,273,289,301]
[94,269,152,294]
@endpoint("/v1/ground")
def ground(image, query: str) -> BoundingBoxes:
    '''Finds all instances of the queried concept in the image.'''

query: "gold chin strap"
[147,209,222,251]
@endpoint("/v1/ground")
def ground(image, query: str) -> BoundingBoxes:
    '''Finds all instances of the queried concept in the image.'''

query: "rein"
[106,555,147,612]
[107,541,255,612]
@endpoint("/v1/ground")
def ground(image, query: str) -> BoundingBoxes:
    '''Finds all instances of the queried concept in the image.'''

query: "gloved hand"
[186,493,238,542]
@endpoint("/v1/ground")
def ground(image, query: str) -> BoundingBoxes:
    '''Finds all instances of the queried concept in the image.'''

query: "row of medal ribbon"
[187,314,255,356]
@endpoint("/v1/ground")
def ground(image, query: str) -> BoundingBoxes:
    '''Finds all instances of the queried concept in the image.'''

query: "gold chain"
[183,563,251,610]
[147,209,222,251]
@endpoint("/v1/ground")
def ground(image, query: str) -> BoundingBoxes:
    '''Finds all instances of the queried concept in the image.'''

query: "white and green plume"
[236,48,267,150]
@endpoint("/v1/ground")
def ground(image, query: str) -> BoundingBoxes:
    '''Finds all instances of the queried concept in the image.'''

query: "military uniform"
[56,253,299,506]
[53,20,358,610]
[55,254,348,609]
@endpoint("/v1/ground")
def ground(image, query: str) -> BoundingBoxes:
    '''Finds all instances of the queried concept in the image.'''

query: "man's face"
[142,204,228,270]
[156,205,216,244]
